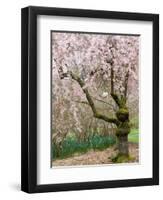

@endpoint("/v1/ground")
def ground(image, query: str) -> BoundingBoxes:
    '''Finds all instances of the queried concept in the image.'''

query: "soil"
[52,142,139,167]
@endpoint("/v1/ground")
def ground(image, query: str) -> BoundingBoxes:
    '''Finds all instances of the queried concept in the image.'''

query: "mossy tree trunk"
[110,64,131,160]
[116,108,130,157]
[112,94,130,158]
[117,135,129,155]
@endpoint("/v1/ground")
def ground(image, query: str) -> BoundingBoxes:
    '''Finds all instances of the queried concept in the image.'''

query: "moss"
[116,108,129,122]
[116,121,130,136]
[118,108,128,114]
[111,153,134,163]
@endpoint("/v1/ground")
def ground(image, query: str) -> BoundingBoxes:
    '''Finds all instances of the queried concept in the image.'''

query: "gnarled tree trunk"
[117,135,129,156]
[114,106,130,161]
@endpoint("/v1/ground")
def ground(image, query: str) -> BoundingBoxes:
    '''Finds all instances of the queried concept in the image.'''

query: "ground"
[52,142,139,167]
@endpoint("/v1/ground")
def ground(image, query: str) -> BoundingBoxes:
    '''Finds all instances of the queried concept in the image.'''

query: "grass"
[52,134,116,160]
[128,128,139,143]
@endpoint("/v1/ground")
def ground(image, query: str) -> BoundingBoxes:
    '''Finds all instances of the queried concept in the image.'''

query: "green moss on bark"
[116,122,130,136]
[116,108,129,122]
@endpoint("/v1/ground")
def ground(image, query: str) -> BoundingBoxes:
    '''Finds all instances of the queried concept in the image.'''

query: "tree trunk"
[115,106,130,157]
[117,135,129,156]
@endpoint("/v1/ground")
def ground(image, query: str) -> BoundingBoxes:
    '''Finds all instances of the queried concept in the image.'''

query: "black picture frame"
[21,6,159,193]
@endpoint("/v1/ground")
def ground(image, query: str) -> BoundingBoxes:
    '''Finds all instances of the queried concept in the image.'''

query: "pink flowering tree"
[52,32,139,161]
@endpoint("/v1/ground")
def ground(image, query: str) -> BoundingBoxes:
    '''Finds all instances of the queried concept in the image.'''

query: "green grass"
[52,134,116,160]
[128,129,139,143]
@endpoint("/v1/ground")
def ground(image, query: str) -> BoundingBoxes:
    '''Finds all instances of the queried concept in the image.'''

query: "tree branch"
[91,95,114,108]
[110,61,121,108]
[70,72,119,126]
[72,99,116,112]
[72,100,89,105]
[111,93,121,107]
[124,70,129,99]
[111,65,114,94]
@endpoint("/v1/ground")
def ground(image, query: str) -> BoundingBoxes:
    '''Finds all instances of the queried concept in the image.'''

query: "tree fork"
[70,72,119,126]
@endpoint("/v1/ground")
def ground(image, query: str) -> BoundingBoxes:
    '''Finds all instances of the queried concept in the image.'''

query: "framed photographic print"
[21,6,159,193]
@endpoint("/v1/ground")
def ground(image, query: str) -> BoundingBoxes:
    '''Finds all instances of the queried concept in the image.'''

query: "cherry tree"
[52,32,139,161]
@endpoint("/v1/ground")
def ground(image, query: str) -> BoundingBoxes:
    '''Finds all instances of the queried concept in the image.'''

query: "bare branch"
[91,95,114,108]
[124,70,129,98]
[110,63,123,108]
[111,93,121,107]
[111,65,114,94]
[108,47,122,108]
[72,99,116,112]
[72,100,89,105]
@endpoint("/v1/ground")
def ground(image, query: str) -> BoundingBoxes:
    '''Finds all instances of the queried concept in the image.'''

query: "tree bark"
[115,106,130,157]
[117,135,129,156]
